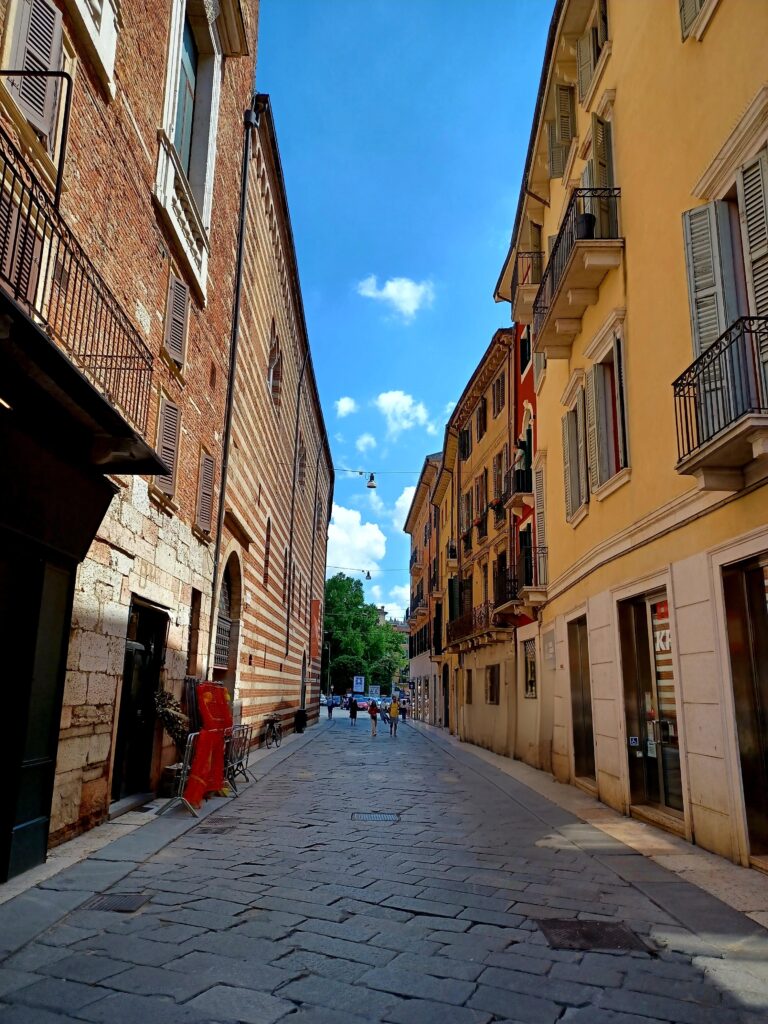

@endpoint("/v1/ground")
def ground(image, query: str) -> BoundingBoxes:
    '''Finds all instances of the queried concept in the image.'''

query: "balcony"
[409,548,423,574]
[446,600,514,648]
[504,466,534,514]
[520,546,548,606]
[462,531,472,556]
[532,189,623,359]
[475,513,488,542]
[673,317,768,491]
[494,568,520,611]
[446,541,458,568]
[511,251,543,324]
[490,498,506,528]
[0,122,157,459]
[429,570,439,594]
[411,596,428,623]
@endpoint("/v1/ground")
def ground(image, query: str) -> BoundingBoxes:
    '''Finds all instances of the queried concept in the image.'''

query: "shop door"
[619,593,683,814]
[723,562,768,855]
[111,603,167,802]
[568,616,595,779]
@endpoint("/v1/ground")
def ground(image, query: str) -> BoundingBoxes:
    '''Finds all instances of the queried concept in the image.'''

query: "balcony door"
[723,560,768,855]
[568,616,595,780]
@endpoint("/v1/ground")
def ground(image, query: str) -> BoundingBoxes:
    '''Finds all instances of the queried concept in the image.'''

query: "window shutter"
[9,0,63,136]
[533,350,546,390]
[737,150,768,318]
[682,202,738,355]
[534,466,546,548]
[680,0,704,38]
[164,275,190,365]
[196,451,215,532]
[597,0,609,46]
[547,121,566,179]
[613,337,629,470]
[561,414,574,521]
[156,398,180,495]
[590,113,613,188]
[577,29,593,101]
[576,388,589,506]
[585,367,601,492]
[555,85,575,146]
[0,192,41,306]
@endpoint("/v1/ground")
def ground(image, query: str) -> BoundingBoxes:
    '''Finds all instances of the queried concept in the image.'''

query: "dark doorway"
[723,560,768,855]
[111,601,168,802]
[618,592,683,815]
[442,663,450,726]
[568,615,595,780]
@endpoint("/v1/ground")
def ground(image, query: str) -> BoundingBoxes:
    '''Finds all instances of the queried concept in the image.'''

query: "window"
[547,85,575,179]
[562,388,588,521]
[524,639,537,698]
[533,350,547,391]
[534,464,546,549]
[174,18,198,176]
[466,669,473,705]
[263,518,271,587]
[458,427,472,461]
[577,0,609,103]
[492,371,506,417]
[164,274,190,366]
[186,587,202,676]
[63,0,120,98]
[475,397,487,442]
[486,664,500,705]
[492,450,504,499]
[155,397,181,496]
[267,324,283,407]
[195,450,215,533]
[297,436,307,489]
[585,339,629,490]
[520,328,531,374]
[680,0,718,39]
[8,0,63,140]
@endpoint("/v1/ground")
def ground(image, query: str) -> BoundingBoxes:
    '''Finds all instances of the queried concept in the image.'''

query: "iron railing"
[476,512,488,540]
[0,120,154,433]
[494,568,520,607]
[446,600,494,644]
[491,500,505,526]
[214,614,232,669]
[673,317,768,461]
[429,570,439,593]
[409,548,422,569]
[511,250,543,304]
[520,546,548,589]
[533,188,621,337]
[462,530,472,555]
[410,596,426,616]
[504,466,533,501]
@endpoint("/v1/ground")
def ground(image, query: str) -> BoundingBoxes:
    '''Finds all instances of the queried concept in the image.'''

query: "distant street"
[1,716,767,1023]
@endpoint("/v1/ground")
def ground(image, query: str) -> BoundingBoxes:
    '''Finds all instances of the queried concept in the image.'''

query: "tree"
[321,574,408,696]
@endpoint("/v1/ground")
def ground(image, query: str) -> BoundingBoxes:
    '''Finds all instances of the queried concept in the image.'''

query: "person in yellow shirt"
[388,696,400,737]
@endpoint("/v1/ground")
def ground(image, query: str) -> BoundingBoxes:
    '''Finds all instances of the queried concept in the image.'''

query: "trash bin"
[294,708,308,734]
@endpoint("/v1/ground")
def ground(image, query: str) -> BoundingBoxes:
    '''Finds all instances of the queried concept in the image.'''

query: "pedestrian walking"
[327,698,333,720]
[349,697,358,726]
[400,700,407,722]
[381,701,390,727]
[389,696,400,736]
[369,700,378,737]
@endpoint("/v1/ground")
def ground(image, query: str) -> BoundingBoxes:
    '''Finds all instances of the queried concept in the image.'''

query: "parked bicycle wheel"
[265,723,275,749]
[274,724,282,748]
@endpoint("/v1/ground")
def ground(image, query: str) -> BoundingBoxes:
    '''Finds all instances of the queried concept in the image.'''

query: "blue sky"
[256,0,551,619]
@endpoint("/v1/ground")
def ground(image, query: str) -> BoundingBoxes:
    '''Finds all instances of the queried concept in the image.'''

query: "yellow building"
[496,0,768,866]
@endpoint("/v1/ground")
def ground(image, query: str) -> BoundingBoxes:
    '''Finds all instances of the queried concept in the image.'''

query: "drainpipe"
[284,349,310,656]
[207,94,263,677]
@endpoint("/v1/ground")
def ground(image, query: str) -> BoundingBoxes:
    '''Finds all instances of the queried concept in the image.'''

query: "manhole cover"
[82,894,149,913]
[537,919,649,953]
[351,812,399,822]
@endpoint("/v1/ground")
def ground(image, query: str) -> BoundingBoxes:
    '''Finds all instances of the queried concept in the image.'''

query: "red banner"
[310,599,322,659]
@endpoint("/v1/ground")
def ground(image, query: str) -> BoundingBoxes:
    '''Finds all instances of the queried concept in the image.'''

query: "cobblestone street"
[1,717,768,1024]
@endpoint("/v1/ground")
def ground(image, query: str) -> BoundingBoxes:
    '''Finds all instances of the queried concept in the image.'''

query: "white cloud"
[386,584,411,620]
[356,275,435,322]
[367,490,385,515]
[392,485,416,531]
[333,432,345,444]
[355,432,377,453]
[335,396,358,418]
[375,390,435,439]
[370,584,383,604]
[326,504,386,575]
[443,400,456,416]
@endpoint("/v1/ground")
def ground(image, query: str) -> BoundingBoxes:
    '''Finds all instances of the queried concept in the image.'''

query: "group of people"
[347,696,405,737]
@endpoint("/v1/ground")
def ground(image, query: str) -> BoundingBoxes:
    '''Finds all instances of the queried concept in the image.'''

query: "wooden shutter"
[547,121,566,179]
[577,29,594,101]
[680,0,704,37]
[0,192,41,307]
[533,350,546,390]
[737,150,768,318]
[9,0,62,135]
[155,398,180,495]
[534,466,546,548]
[576,387,589,506]
[562,414,574,521]
[613,337,629,470]
[196,451,215,532]
[590,113,613,187]
[555,85,575,146]
[164,275,190,365]
[585,367,601,492]
[683,202,738,355]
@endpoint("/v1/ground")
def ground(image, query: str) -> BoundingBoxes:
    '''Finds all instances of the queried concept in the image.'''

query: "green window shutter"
[156,398,181,496]
[576,387,589,506]
[9,0,63,136]
[534,467,546,548]
[164,275,190,365]
[555,85,576,146]
[576,29,593,101]
[561,414,574,521]
[682,202,738,355]
[613,337,629,470]
[737,149,768,318]
[547,121,566,179]
[196,451,215,533]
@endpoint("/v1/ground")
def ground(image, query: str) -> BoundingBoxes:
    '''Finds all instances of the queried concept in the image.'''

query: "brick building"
[0,0,260,879]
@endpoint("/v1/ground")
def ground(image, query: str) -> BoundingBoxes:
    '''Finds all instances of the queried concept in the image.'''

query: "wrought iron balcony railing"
[446,600,494,644]
[476,512,488,541]
[504,466,533,503]
[520,546,548,590]
[0,120,154,433]
[673,317,768,462]
[429,570,439,594]
[511,250,543,302]
[409,548,420,568]
[494,568,520,607]
[533,188,621,337]
[462,531,472,555]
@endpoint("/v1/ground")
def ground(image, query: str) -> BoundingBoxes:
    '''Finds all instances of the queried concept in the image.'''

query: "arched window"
[263,518,271,588]
[297,435,307,489]
[267,320,282,408]
[214,565,232,670]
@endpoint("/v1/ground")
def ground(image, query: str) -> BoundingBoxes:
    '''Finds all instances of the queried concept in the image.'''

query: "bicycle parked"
[264,715,282,748]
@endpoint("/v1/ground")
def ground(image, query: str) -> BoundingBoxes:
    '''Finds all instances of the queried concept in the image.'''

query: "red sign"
[310,599,322,659]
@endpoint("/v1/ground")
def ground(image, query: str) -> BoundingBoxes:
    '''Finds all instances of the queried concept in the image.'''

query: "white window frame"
[154,0,223,301]
[63,0,120,99]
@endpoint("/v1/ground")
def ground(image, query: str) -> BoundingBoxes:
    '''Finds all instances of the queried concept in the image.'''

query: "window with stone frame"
[485,664,500,705]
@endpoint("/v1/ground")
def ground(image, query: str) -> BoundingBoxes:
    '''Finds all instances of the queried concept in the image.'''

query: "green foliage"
[322,574,408,695]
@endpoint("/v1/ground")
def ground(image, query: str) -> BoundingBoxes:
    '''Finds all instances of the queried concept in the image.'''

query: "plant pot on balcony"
[576,212,596,240]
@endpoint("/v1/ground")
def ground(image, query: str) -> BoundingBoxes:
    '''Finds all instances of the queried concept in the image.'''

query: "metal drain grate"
[196,826,236,835]
[537,919,650,953]
[82,894,149,914]
[351,812,400,822]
